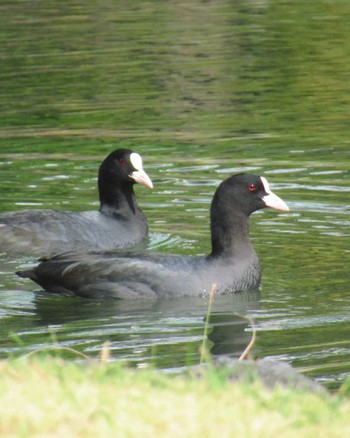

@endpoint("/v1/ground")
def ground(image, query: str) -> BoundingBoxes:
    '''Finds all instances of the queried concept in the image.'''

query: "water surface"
[1,0,349,390]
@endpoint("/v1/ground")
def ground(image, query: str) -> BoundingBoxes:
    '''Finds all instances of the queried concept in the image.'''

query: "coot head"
[98,149,153,207]
[211,173,288,217]
[209,174,288,258]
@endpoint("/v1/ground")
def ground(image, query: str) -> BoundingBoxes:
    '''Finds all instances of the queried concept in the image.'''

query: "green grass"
[0,357,349,437]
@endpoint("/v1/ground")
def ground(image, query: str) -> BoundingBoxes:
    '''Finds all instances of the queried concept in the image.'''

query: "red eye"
[119,158,126,166]
[248,184,256,191]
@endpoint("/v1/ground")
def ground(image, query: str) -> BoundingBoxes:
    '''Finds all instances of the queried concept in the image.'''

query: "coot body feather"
[17,174,289,299]
[0,149,153,255]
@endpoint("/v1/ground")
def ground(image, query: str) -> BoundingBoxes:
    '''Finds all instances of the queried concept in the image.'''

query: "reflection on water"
[0,287,260,369]
[1,0,350,390]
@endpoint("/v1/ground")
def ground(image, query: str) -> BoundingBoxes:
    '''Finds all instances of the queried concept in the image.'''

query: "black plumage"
[0,149,153,255]
[17,174,289,299]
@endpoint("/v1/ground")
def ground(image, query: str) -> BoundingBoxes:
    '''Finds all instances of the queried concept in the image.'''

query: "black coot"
[1,149,153,255]
[17,174,289,299]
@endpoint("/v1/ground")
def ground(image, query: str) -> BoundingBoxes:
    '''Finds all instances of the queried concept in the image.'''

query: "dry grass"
[0,358,349,438]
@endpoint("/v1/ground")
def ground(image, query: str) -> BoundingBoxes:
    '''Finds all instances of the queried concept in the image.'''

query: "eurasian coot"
[17,174,289,298]
[1,149,153,255]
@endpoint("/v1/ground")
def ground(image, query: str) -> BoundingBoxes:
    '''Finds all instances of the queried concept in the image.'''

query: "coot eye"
[248,184,257,191]
[119,158,126,166]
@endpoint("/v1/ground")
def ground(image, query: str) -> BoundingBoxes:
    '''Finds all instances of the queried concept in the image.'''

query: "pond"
[0,0,349,391]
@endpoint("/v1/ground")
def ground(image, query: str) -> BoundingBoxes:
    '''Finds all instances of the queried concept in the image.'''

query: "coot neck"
[208,209,254,259]
[99,181,139,218]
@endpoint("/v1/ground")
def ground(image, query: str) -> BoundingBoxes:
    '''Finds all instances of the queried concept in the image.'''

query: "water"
[1,0,350,390]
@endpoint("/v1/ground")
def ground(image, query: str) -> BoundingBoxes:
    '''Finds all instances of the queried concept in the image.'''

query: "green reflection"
[0,0,349,389]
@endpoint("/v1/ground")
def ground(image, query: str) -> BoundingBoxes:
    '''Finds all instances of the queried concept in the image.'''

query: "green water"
[0,0,349,390]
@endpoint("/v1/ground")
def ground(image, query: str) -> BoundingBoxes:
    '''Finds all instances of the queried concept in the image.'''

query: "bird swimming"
[17,173,289,299]
[0,148,153,255]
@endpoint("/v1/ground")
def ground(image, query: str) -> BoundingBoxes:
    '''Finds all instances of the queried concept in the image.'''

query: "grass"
[1,287,349,437]
[0,357,350,438]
